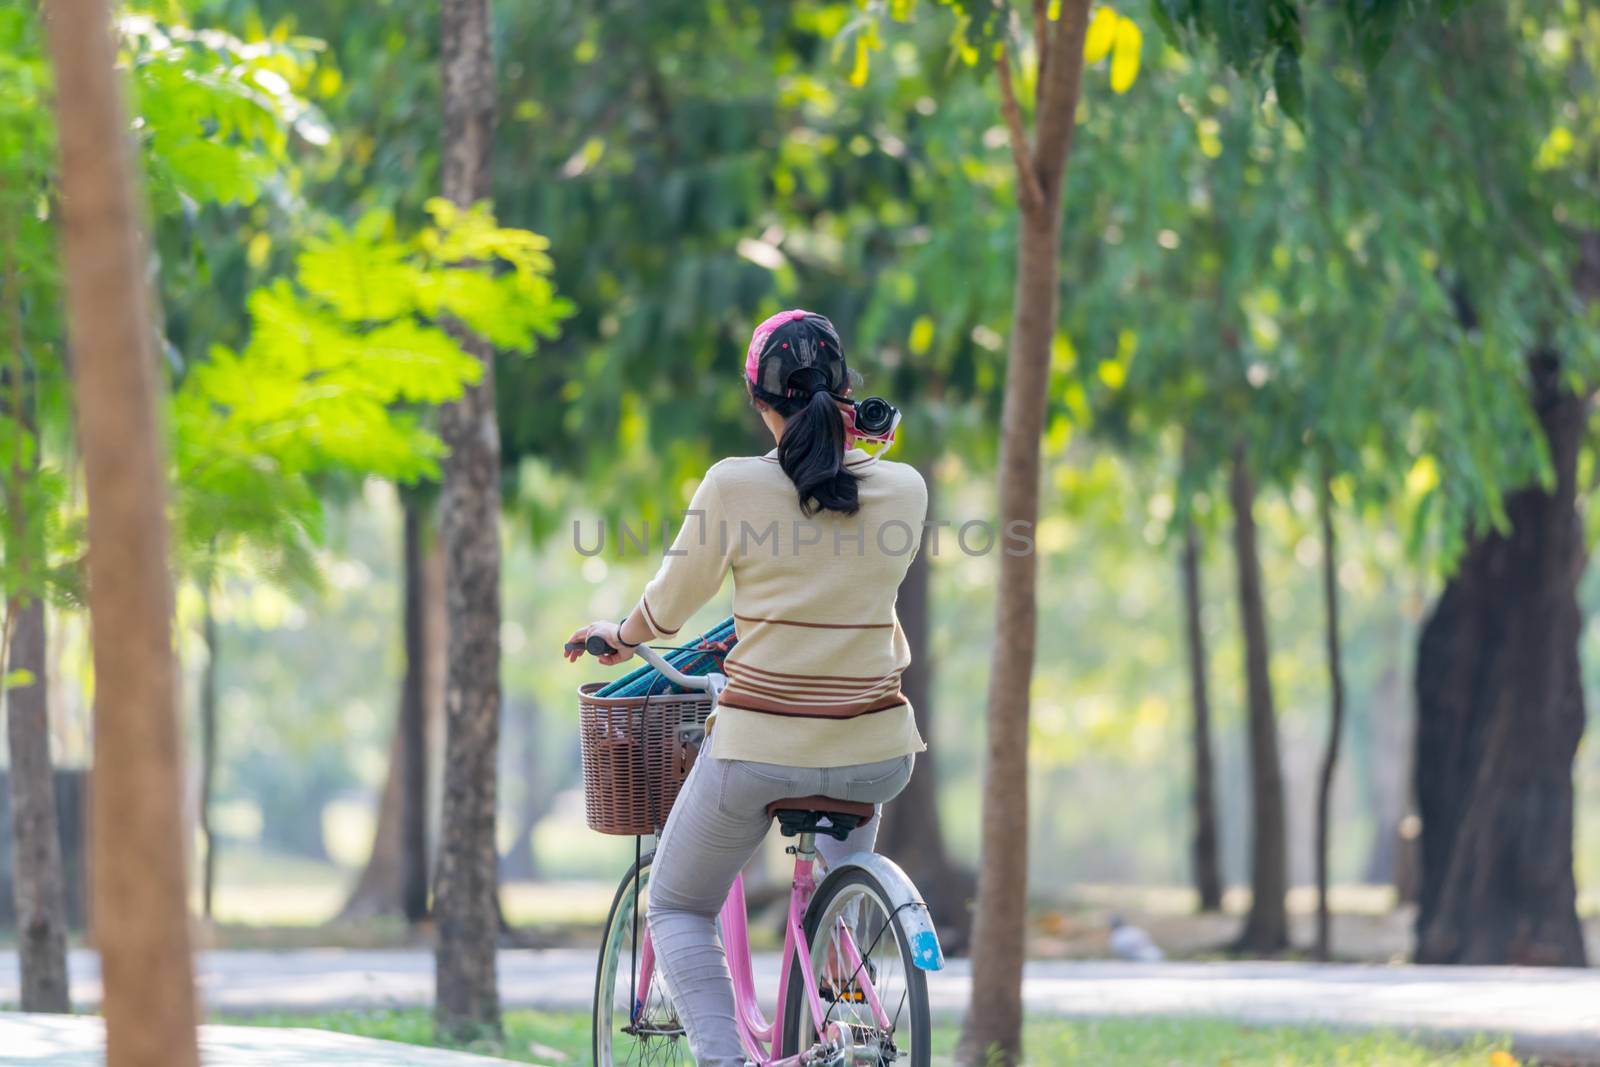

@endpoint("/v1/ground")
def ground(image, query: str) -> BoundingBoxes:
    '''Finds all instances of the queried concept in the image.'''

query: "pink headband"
[744,308,813,384]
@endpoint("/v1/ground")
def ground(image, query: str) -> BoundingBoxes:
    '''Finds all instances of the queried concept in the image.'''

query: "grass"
[228,1009,1524,1066]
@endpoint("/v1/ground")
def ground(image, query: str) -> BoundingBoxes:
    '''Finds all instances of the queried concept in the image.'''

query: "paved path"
[3,949,1598,1064]
[0,1011,526,1066]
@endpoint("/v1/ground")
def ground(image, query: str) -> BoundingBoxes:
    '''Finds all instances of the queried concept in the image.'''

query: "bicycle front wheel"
[593,849,697,1066]
[780,864,932,1066]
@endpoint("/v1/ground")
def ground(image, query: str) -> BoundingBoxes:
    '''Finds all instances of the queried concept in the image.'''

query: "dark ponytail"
[775,388,859,517]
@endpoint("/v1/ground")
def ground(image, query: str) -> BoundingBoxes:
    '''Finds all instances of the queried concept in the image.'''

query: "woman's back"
[637,448,928,768]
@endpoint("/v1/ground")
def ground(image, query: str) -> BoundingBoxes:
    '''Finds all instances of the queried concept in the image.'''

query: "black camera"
[854,396,898,437]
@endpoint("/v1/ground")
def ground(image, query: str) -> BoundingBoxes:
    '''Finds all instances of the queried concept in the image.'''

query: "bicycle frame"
[619,642,908,1066]
[633,837,892,1066]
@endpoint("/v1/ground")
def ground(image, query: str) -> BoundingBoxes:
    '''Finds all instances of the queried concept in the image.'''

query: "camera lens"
[856,397,894,435]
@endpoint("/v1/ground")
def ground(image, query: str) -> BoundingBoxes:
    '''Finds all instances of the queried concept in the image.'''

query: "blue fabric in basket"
[593,616,737,697]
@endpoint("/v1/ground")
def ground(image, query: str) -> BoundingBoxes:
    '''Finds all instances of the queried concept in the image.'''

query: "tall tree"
[398,495,432,922]
[1414,352,1589,966]
[1179,521,1223,913]
[434,0,504,1041]
[44,0,200,1060]
[2,242,70,1016]
[1064,69,1302,955]
[1313,470,1346,960]
[2,7,69,1014]
[1355,2,1596,968]
[961,5,1096,1063]
[1227,445,1288,953]
[3,598,69,1012]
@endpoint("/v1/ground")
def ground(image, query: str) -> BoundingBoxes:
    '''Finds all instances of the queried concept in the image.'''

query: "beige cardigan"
[635,449,928,767]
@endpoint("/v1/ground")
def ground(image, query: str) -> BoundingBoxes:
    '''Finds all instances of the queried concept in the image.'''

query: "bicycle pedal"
[818,982,867,1004]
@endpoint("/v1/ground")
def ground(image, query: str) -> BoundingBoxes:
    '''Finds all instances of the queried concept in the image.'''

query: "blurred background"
[3,0,1596,972]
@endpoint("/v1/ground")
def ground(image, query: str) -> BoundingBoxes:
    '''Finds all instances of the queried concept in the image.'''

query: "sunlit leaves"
[1109,17,1143,92]
[849,19,883,86]
[1534,125,1575,170]
[0,426,78,609]
[2,669,36,691]
[416,198,574,349]
[124,15,329,211]
[1085,8,1118,62]
[296,219,417,321]
[174,198,571,561]
[0,8,76,612]
[1083,7,1147,95]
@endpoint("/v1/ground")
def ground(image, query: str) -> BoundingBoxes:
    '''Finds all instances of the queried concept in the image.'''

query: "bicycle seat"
[765,796,875,841]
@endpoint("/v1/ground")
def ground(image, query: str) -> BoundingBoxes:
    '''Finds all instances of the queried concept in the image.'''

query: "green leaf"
[295,216,421,321]
[1272,46,1304,123]
[2,668,36,690]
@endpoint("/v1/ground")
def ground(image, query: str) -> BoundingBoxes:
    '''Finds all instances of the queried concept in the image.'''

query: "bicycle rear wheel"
[593,849,698,1066]
[780,865,931,1066]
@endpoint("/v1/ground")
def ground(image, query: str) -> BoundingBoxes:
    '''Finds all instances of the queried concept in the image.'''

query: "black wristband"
[616,618,641,648]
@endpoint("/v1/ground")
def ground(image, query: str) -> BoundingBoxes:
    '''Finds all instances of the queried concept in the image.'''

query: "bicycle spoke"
[804,879,919,1067]
[598,858,698,1067]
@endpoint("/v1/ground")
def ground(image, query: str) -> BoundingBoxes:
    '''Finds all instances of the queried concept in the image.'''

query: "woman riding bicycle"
[565,309,928,1067]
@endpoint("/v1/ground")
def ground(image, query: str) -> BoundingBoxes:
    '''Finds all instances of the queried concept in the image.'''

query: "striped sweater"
[635,448,928,767]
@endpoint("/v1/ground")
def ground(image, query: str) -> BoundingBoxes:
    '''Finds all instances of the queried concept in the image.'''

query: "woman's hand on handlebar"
[563,620,635,666]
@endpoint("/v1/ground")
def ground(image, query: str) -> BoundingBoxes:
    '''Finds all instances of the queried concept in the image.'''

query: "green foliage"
[0,7,74,613]
[2,6,336,604]
[1151,0,1463,117]
[122,15,331,212]
[1052,0,1598,567]
[4,4,573,598]
[174,199,572,575]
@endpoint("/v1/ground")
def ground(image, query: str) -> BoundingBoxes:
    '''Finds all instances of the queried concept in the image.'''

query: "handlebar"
[564,634,721,695]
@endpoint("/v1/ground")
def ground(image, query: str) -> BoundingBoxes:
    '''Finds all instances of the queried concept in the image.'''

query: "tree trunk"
[1413,351,1587,966]
[339,718,408,921]
[1180,522,1224,914]
[1228,444,1288,954]
[45,0,200,1060]
[434,0,503,1041]
[399,497,430,922]
[198,573,218,919]
[2,261,71,1010]
[341,495,435,922]
[876,470,975,951]
[1313,472,1345,961]
[960,8,1092,1064]
[5,598,71,1012]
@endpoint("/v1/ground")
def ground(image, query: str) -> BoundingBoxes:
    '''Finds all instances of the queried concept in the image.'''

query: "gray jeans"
[647,752,915,1067]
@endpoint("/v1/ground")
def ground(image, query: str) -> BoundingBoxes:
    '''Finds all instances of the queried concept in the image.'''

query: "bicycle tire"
[592,849,698,1066]
[779,864,932,1066]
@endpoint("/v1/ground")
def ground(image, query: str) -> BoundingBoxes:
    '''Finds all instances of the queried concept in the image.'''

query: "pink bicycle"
[581,640,943,1066]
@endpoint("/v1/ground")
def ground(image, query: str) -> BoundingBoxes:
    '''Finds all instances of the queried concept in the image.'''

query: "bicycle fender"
[829,851,945,972]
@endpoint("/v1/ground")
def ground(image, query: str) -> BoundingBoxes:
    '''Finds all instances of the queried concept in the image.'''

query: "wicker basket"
[578,681,715,836]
